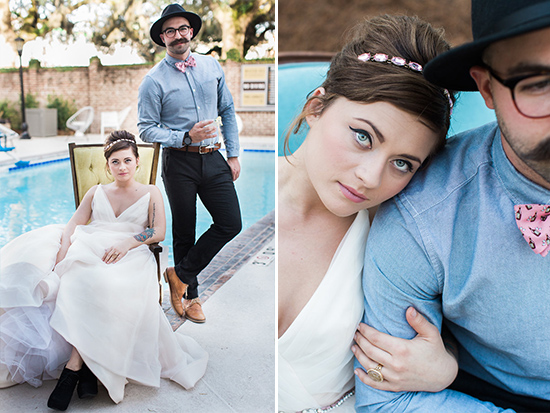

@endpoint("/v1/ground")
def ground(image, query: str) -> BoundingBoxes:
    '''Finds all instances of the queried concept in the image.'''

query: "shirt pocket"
[198,78,218,107]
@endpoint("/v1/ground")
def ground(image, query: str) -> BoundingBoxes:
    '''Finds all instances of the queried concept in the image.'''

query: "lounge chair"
[100,106,131,138]
[66,106,94,139]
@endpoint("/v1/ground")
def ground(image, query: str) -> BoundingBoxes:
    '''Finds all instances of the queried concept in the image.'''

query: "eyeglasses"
[163,25,192,38]
[485,65,550,119]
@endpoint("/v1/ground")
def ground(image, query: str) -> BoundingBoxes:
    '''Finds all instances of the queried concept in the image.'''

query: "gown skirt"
[0,185,208,403]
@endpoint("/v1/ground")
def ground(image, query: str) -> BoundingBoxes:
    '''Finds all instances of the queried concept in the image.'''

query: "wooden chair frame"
[68,142,163,304]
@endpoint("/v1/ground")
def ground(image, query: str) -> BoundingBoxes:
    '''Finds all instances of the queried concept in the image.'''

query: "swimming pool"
[0,150,275,264]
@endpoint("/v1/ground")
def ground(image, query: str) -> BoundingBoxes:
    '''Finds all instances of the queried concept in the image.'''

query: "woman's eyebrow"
[353,117,422,164]
[353,117,385,143]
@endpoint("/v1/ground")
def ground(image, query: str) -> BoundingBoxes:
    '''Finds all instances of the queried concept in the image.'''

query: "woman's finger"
[354,367,397,391]
[356,324,399,361]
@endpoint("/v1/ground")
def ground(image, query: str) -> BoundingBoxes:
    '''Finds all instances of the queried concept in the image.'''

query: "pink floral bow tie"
[515,204,550,257]
[175,55,196,73]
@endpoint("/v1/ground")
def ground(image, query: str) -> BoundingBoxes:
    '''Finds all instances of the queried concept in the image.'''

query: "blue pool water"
[0,151,275,264]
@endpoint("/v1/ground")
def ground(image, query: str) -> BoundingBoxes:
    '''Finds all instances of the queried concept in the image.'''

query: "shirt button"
[198,106,200,110]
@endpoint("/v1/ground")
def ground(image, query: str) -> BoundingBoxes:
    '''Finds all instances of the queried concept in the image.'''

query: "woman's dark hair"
[103,130,139,161]
[284,15,455,159]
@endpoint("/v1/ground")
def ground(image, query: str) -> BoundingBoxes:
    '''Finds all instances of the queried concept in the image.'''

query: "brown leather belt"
[168,143,221,154]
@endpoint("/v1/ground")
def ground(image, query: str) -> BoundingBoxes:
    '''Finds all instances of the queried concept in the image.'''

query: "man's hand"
[189,120,217,143]
[227,157,241,181]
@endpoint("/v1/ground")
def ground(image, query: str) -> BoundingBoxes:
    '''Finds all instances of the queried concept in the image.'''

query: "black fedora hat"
[150,3,202,47]
[424,0,550,91]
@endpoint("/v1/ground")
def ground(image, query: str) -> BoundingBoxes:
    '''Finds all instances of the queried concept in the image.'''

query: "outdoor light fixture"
[15,36,30,139]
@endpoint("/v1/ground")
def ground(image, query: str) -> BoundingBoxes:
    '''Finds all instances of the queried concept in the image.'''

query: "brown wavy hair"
[284,15,455,160]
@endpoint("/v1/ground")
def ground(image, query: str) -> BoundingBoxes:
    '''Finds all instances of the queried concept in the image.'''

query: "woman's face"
[107,148,139,182]
[303,97,439,217]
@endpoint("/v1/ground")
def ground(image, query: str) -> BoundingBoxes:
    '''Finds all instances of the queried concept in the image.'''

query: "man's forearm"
[355,386,516,413]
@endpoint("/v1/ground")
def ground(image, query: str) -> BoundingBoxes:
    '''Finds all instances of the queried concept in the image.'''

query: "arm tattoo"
[134,201,157,243]
[134,228,155,243]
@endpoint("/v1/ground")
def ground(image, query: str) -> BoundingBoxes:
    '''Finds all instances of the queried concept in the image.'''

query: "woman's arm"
[352,306,459,393]
[102,185,166,264]
[55,186,96,265]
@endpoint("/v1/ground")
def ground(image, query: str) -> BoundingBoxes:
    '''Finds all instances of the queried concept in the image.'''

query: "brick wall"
[0,58,274,137]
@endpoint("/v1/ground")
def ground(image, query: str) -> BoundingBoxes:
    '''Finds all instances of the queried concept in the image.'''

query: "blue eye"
[349,126,372,148]
[392,159,413,173]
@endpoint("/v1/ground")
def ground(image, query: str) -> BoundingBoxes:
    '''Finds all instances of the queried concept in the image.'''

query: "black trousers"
[449,370,550,412]
[162,148,242,299]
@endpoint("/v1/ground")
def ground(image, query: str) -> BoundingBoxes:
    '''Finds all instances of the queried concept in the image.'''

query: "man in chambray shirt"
[354,0,550,411]
[138,4,241,324]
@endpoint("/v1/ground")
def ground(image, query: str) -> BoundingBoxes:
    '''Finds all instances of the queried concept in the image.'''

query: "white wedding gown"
[0,184,208,403]
[278,209,370,412]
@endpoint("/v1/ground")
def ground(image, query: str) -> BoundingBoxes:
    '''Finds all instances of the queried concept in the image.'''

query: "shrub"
[226,48,242,62]
[46,95,77,131]
[0,99,22,130]
[25,93,39,109]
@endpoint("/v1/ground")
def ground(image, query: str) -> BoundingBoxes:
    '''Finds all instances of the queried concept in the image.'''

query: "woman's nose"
[355,161,384,189]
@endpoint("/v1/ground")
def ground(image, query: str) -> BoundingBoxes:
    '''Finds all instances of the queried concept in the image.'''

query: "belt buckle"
[199,143,217,154]
[199,145,210,154]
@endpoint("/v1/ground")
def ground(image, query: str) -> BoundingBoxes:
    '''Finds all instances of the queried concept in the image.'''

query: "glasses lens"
[178,26,190,35]
[164,28,176,37]
[514,74,550,118]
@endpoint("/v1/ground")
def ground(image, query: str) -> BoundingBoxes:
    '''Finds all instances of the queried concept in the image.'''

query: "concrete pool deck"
[0,133,276,412]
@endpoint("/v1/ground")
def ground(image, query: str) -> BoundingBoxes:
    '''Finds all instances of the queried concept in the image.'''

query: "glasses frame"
[484,65,550,119]
[162,25,192,38]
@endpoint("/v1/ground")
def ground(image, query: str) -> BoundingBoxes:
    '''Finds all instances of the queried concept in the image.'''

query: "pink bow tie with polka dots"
[175,55,196,73]
[515,204,550,257]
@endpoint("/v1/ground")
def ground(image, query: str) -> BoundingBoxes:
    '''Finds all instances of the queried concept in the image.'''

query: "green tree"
[7,0,274,62]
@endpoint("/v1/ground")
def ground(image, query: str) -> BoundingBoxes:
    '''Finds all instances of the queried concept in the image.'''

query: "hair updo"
[285,14,455,159]
[103,130,139,161]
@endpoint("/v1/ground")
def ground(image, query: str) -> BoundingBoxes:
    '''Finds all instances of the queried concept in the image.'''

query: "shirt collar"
[492,127,550,205]
[165,53,194,67]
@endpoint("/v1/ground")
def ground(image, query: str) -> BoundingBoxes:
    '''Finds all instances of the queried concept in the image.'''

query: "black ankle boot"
[77,363,98,399]
[47,367,79,411]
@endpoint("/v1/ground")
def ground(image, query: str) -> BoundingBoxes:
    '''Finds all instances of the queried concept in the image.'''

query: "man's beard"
[523,137,550,162]
[497,110,550,184]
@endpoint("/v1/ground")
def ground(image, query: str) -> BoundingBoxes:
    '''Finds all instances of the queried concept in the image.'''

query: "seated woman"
[278,15,458,412]
[0,130,208,411]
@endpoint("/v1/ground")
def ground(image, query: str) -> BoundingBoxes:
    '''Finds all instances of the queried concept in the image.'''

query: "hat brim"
[424,16,550,91]
[150,11,202,47]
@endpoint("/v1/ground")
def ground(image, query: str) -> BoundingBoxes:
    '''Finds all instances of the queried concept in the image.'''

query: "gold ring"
[366,363,384,382]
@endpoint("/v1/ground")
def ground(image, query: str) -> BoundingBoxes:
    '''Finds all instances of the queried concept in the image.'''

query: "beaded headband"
[358,52,454,111]
[104,138,135,152]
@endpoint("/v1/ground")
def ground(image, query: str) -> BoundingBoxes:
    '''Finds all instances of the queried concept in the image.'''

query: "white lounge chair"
[0,123,19,146]
[66,106,94,139]
[100,106,131,138]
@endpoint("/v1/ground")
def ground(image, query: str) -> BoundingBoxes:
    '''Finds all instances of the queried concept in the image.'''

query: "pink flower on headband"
[357,52,453,110]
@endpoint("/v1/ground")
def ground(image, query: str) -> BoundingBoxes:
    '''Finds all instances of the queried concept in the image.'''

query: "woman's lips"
[338,182,367,203]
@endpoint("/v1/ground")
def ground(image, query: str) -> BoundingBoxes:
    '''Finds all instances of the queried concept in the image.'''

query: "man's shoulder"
[192,53,218,64]
[143,60,169,81]
[398,121,500,210]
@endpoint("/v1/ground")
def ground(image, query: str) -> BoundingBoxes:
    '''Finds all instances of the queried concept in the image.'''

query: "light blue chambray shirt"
[137,53,240,158]
[355,122,550,412]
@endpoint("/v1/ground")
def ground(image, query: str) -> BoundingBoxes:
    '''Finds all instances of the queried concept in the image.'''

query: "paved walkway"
[0,133,276,412]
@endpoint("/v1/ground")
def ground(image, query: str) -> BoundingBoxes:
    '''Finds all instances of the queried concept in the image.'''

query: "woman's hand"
[55,245,69,266]
[102,241,131,264]
[352,307,458,393]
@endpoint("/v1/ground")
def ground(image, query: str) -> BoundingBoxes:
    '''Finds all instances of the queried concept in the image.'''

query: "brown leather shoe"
[184,298,206,323]
[163,267,187,317]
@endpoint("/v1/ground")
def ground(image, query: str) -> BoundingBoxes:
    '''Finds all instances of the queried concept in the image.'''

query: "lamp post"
[15,36,30,139]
